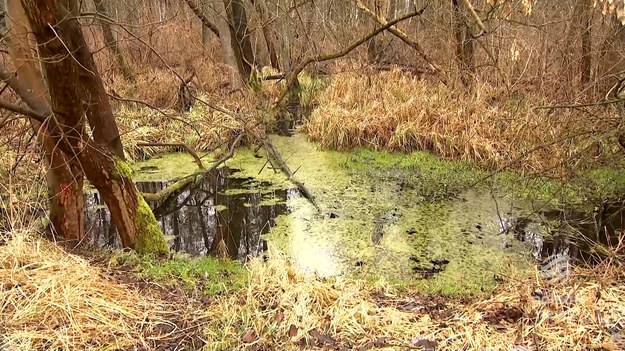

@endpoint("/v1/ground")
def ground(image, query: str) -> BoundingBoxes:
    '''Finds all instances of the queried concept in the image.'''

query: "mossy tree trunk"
[10,0,168,255]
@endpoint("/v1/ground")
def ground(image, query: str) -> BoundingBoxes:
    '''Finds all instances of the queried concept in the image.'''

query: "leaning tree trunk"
[94,0,134,82]
[16,0,168,254]
[5,0,85,242]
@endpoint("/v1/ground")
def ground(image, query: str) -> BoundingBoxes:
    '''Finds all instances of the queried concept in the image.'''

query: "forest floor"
[1,232,624,351]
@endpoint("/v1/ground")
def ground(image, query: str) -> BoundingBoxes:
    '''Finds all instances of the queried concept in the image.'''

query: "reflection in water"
[85,167,299,259]
[513,201,625,264]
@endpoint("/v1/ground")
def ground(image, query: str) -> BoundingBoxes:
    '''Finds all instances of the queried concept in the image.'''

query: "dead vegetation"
[0,231,206,351]
[205,248,625,351]
[305,69,625,174]
[1,230,623,351]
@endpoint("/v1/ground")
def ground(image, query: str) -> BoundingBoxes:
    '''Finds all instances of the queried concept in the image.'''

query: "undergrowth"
[305,70,624,175]
[110,251,247,295]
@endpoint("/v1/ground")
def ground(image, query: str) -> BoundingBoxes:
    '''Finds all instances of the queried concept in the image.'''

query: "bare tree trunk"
[253,0,280,70]
[14,0,168,254]
[367,0,387,63]
[5,0,84,242]
[94,0,133,81]
[580,0,593,87]
[452,0,475,87]
[223,0,255,81]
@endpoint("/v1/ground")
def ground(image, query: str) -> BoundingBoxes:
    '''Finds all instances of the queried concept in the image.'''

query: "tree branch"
[0,67,52,120]
[136,142,205,170]
[142,133,244,202]
[354,0,444,81]
[275,5,429,104]
[182,0,221,38]
[262,139,319,211]
[0,99,47,122]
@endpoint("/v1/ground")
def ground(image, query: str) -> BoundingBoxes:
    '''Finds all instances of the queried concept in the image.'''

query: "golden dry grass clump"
[306,69,621,173]
[115,93,265,160]
[205,249,625,351]
[0,232,173,351]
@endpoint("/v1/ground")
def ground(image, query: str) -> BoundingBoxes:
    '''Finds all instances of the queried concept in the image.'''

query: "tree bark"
[452,0,475,87]
[94,0,133,82]
[183,0,221,37]
[5,0,84,242]
[580,0,593,86]
[252,0,280,70]
[14,0,168,254]
[367,0,387,63]
[223,0,255,81]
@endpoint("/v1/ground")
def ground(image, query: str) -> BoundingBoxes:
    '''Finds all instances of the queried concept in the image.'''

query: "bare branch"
[354,0,445,80]
[136,142,205,170]
[182,0,221,38]
[460,0,487,34]
[142,133,244,202]
[275,5,429,104]
[0,99,46,122]
[0,67,51,121]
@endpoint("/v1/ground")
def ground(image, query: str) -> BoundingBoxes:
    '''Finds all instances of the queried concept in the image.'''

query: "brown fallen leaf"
[374,337,390,347]
[288,324,298,338]
[275,311,284,323]
[242,330,257,343]
[309,329,337,345]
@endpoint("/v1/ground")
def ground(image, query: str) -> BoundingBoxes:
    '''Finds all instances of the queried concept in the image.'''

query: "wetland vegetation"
[1,0,625,350]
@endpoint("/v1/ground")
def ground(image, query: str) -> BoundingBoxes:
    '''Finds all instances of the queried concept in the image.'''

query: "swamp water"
[85,135,623,293]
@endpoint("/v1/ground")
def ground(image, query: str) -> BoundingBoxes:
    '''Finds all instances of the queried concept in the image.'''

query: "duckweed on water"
[126,134,624,294]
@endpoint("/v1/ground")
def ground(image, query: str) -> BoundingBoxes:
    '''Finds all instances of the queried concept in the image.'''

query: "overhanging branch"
[354,0,445,82]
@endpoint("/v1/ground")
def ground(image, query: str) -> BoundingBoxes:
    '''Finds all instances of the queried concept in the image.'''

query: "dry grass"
[0,226,623,351]
[305,69,623,173]
[114,92,265,160]
[0,231,182,351]
[205,248,625,351]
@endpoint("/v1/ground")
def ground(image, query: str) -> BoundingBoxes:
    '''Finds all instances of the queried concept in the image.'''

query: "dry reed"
[305,69,622,173]
[0,231,177,351]
[204,247,625,350]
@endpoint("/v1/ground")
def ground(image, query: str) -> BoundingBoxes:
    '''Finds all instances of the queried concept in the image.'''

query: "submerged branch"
[262,140,319,211]
[141,133,244,202]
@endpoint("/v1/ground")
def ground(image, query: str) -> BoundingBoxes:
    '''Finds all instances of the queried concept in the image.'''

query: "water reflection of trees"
[85,168,295,259]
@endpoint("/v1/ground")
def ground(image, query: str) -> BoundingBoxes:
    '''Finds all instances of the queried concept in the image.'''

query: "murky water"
[83,135,624,291]
[86,167,299,259]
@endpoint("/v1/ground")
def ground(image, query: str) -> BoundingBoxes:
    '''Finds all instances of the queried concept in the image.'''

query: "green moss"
[113,156,134,179]
[134,195,169,255]
[111,251,247,294]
